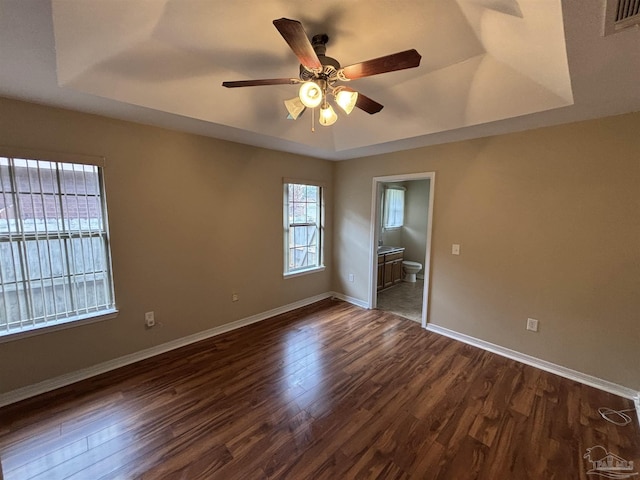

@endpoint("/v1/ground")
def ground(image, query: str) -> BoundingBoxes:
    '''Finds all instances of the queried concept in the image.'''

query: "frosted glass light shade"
[319,104,338,126]
[284,97,306,120]
[335,90,358,114]
[298,81,323,108]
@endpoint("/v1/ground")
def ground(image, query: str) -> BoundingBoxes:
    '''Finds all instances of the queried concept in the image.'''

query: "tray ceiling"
[1,0,639,160]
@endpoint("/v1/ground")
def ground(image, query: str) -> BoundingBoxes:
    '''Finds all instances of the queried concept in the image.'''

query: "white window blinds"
[0,155,116,337]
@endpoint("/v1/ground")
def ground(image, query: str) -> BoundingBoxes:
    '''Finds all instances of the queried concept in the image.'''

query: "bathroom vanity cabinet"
[377,249,404,290]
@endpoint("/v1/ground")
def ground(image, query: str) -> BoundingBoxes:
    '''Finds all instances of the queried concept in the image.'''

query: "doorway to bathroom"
[369,172,435,328]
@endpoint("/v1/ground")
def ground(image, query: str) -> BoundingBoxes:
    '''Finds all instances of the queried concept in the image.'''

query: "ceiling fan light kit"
[299,80,324,108]
[335,88,358,115]
[319,103,338,126]
[222,18,422,129]
[284,97,306,120]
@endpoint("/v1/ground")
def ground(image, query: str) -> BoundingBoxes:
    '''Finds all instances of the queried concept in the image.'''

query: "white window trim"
[0,308,118,343]
[283,179,325,276]
[0,146,118,340]
[0,146,105,168]
[283,265,326,279]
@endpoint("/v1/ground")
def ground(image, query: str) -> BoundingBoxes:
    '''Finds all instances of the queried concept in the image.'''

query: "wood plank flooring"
[0,299,638,479]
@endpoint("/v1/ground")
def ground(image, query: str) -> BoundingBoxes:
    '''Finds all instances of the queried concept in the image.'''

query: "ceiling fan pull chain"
[311,107,315,132]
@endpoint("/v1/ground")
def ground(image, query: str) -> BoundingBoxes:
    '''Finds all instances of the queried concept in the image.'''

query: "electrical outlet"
[526,317,539,332]
[145,311,155,328]
[348,273,354,282]
[452,244,460,255]
[232,293,239,302]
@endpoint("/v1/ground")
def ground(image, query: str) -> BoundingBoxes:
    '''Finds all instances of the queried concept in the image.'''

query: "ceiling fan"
[222,18,422,127]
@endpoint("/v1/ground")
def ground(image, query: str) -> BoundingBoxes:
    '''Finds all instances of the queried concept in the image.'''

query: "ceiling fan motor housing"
[300,33,340,81]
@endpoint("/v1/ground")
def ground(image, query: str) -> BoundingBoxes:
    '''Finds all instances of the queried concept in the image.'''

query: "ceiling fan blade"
[355,93,384,114]
[342,87,384,114]
[273,18,322,70]
[222,78,299,88]
[341,49,422,80]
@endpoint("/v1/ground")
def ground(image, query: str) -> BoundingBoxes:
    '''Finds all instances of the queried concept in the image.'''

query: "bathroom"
[376,178,431,323]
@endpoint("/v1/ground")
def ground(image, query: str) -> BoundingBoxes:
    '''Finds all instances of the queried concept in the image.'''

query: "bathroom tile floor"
[376,279,424,322]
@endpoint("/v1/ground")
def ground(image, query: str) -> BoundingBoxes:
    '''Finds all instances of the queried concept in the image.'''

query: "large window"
[0,154,116,339]
[284,182,324,275]
[383,186,405,229]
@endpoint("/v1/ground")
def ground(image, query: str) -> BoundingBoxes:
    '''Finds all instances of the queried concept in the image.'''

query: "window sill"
[0,309,119,344]
[284,265,326,279]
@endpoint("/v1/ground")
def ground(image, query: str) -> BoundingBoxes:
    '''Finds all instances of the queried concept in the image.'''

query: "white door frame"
[369,172,436,329]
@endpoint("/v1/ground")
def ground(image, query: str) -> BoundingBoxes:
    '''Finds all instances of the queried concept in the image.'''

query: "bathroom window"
[383,187,405,229]
[284,181,324,276]
[0,153,117,340]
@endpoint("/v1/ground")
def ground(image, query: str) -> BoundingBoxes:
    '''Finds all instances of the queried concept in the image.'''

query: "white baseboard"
[0,292,334,408]
[426,323,640,401]
[330,291,369,309]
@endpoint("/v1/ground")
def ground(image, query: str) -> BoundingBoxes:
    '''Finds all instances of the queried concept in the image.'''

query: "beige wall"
[402,180,430,269]
[378,180,430,269]
[1,96,638,396]
[0,97,333,394]
[333,112,640,390]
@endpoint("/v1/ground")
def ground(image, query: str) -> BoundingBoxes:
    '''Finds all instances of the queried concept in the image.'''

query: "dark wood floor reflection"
[1,299,638,479]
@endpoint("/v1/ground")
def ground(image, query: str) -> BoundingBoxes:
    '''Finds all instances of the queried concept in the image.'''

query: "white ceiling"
[0,0,638,160]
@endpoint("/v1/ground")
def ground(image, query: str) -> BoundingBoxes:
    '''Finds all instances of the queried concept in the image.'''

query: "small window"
[0,155,116,338]
[284,182,324,275]
[383,187,405,229]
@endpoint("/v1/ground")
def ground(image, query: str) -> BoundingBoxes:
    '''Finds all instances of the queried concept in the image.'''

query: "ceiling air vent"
[604,0,640,35]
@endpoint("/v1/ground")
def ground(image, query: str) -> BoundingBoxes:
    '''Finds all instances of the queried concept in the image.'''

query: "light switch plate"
[452,244,460,255]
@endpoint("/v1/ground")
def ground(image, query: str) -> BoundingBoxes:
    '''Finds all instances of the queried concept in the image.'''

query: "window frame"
[0,147,118,343]
[283,179,325,277]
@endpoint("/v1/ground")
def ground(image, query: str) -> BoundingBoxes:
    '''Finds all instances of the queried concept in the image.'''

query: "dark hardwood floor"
[0,299,638,479]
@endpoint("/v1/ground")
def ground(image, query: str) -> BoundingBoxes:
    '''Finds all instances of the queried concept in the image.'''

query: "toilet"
[402,260,422,283]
